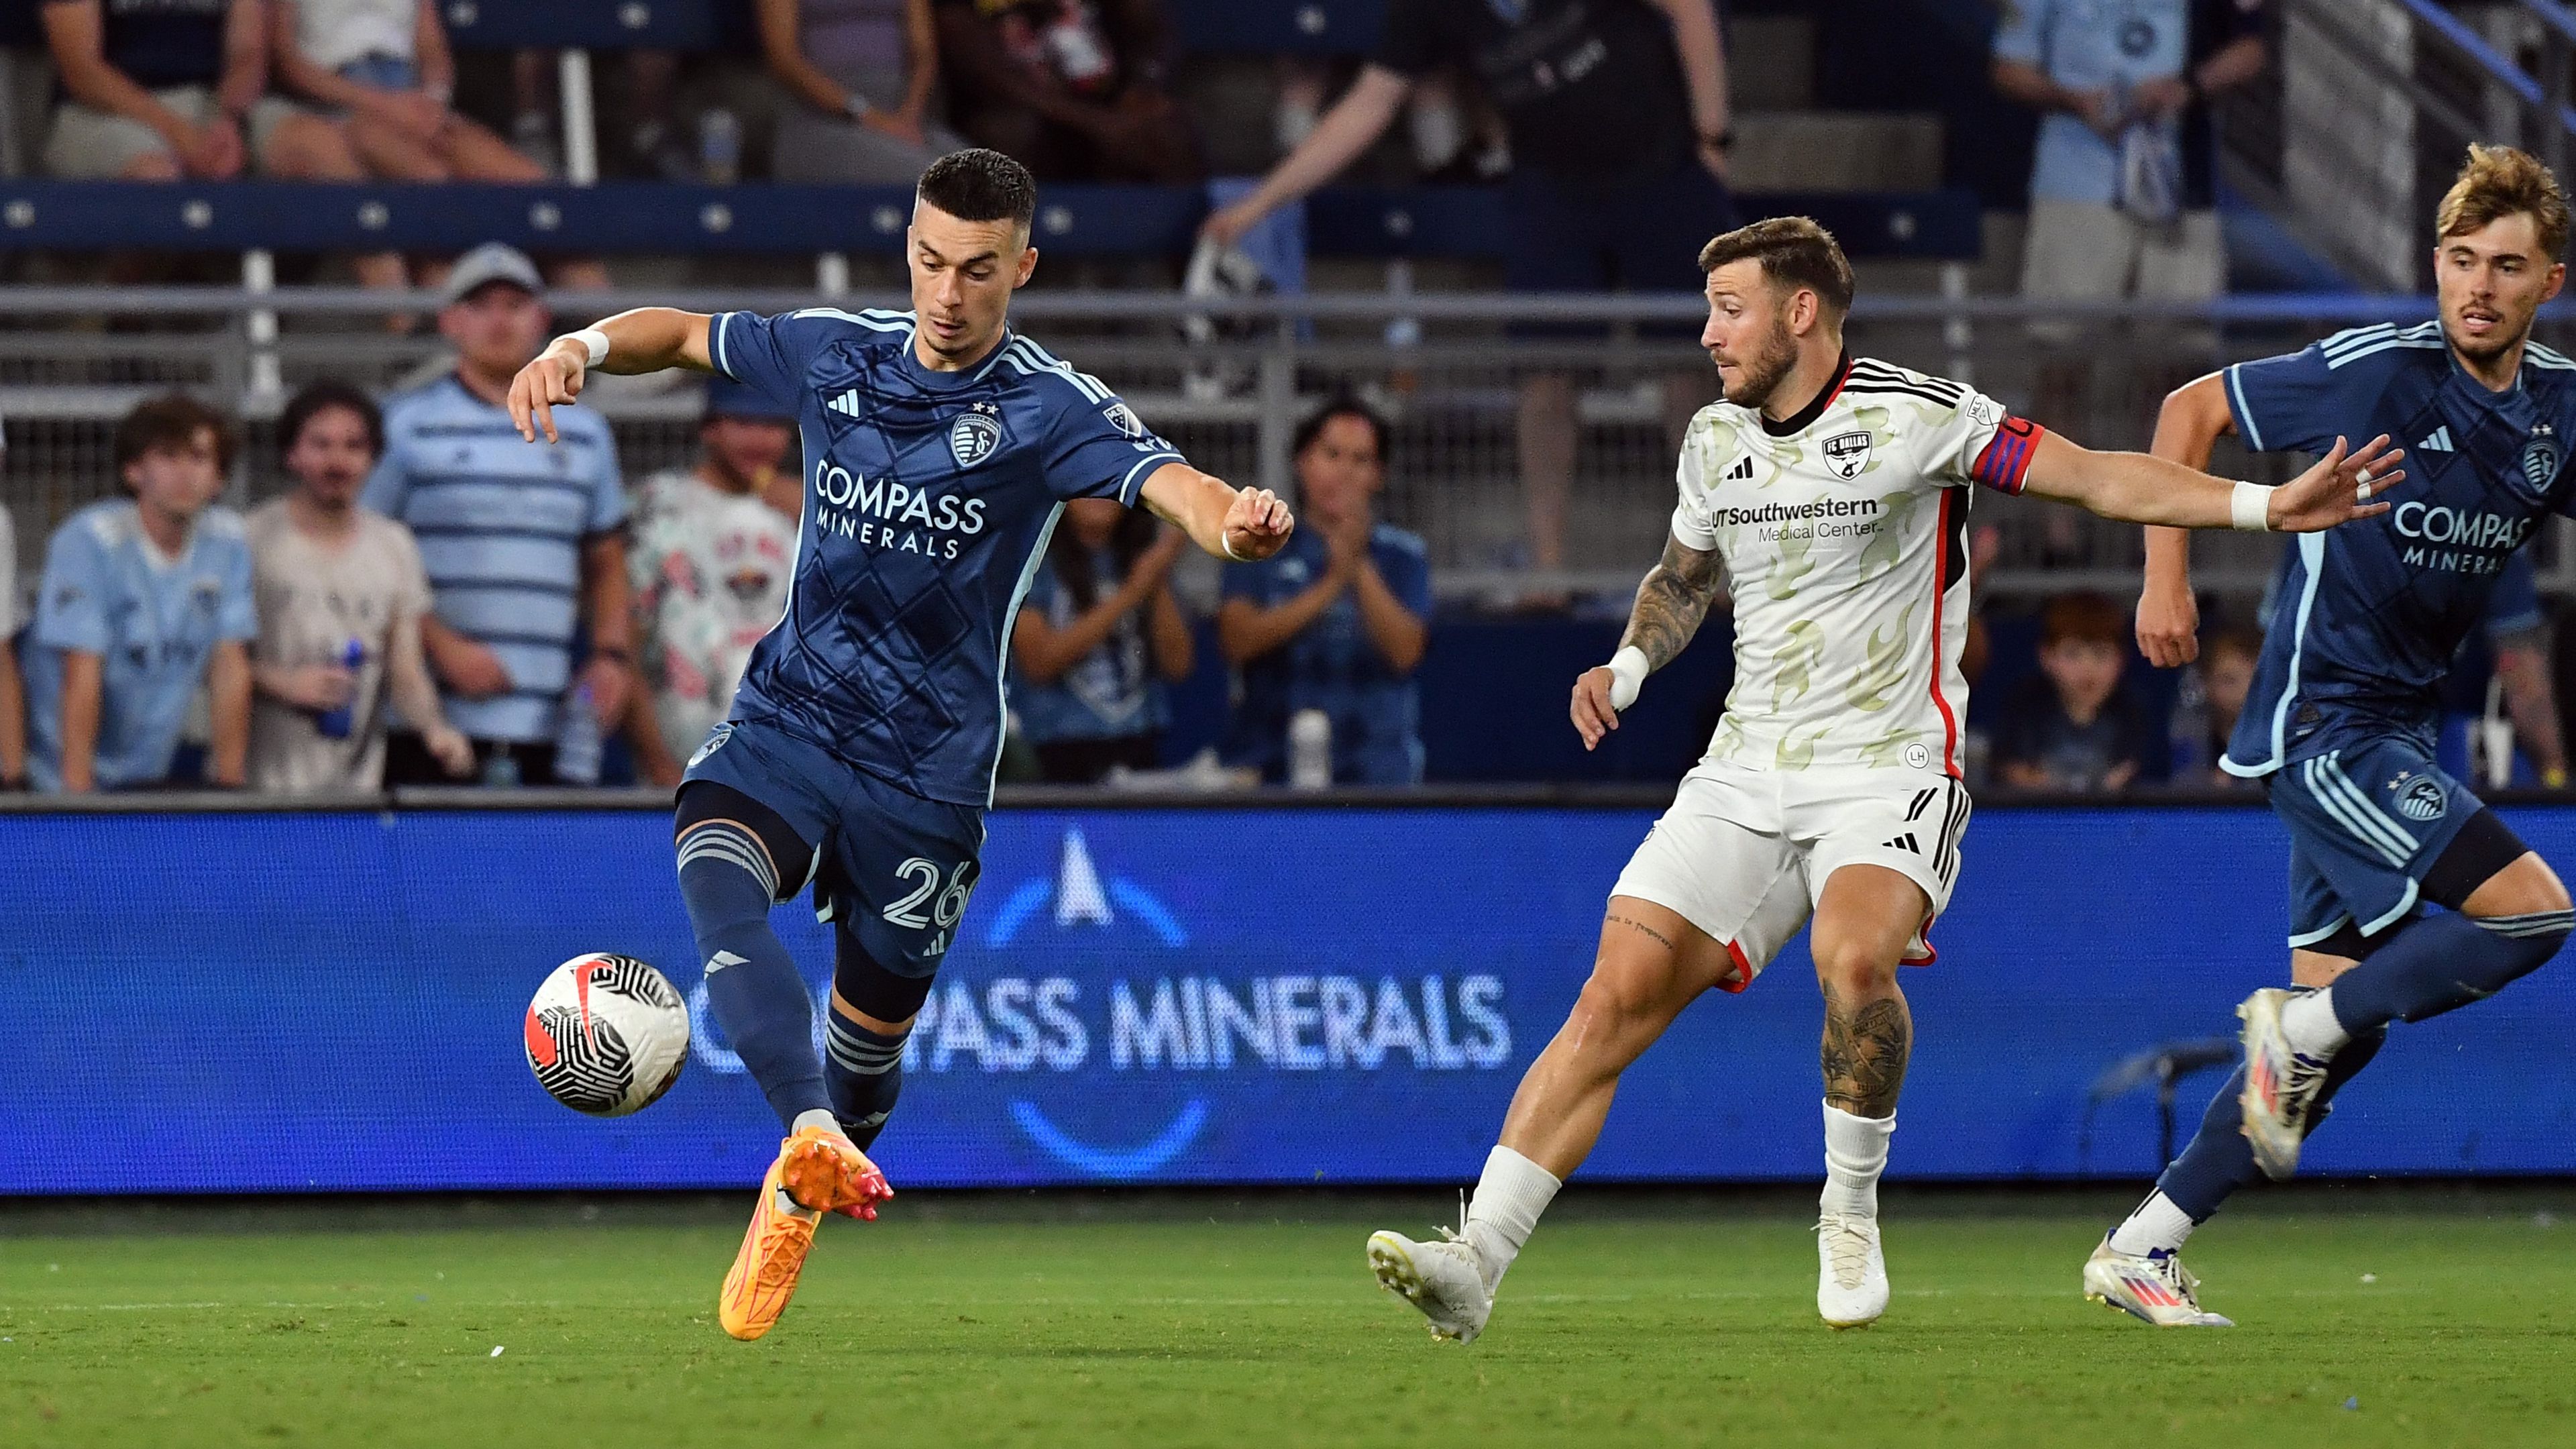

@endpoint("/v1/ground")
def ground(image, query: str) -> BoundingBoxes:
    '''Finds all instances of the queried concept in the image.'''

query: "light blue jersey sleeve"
[360,417,411,520]
[33,517,113,655]
[584,419,629,534]
[2222,340,2345,455]
[215,532,257,643]
[1991,0,2051,66]
[1042,385,1185,506]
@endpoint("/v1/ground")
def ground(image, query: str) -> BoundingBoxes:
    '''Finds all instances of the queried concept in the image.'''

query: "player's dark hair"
[2439,143,2570,259]
[114,392,236,478]
[917,148,1038,233]
[1698,217,1856,319]
[279,380,384,462]
[1047,504,1161,612]
[1291,392,1389,464]
[2039,592,2128,650]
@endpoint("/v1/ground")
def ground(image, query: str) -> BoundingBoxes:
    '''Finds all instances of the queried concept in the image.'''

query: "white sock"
[1820,1104,1896,1220]
[2279,988,2351,1058]
[1462,1145,1561,1292]
[792,1108,844,1140]
[2107,1190,2196,1256]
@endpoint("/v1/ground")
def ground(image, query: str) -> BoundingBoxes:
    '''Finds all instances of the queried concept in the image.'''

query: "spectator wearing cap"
[1218,397,1431,786]
[246,381,475,794]
[0,412,23,791]
[23,394,256,793]
[361,244,635,786]
[759,0,969,182]
[623,377,800,788]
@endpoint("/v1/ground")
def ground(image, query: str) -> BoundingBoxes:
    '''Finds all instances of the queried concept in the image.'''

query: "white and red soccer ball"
[523,953,690,1117]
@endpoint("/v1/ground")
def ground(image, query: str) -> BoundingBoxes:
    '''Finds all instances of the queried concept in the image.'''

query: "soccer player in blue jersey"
[2089,144,2576,1326]
[505,149,1294,1340]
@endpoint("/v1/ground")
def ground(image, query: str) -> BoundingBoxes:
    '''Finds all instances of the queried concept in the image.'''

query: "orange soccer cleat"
[717,1127,894,1341]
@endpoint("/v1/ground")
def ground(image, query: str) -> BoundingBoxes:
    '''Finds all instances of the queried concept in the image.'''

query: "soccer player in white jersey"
[1366,216,2401,1338]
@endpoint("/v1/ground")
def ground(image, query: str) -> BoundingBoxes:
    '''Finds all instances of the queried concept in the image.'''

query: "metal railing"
[3,285,2571,602]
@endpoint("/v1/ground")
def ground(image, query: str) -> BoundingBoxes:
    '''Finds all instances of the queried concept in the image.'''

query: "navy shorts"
[1505,162,1740,340]
[2270,734,2480,947]
[683,718,986,977]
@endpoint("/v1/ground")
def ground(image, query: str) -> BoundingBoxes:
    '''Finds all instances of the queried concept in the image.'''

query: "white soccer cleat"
[2083,1237,2233,1327]
[1366,1229,1493,1344]
[1815,1213,1889,1328]
[2238,987,2334,1180]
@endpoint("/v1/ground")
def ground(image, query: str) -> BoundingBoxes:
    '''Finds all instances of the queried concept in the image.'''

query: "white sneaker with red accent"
[2239,987,2334,1180]
[2083,1237,2233,1327]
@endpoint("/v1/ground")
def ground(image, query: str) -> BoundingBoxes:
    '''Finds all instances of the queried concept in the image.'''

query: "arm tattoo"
[1619,535,1726,670]
[1819,981,1912,1118]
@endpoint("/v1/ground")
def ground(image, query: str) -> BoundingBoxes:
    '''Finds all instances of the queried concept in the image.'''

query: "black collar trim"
[1762,351,1854,437]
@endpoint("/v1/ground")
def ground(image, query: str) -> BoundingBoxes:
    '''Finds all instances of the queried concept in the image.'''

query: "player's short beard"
[1719,311,1803,411]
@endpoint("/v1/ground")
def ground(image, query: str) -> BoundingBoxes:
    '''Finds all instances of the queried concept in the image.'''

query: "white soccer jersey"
[1672,354,2042,777]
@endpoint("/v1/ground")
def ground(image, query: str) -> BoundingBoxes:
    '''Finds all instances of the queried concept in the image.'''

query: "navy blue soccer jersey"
[2220,321,2576,774]
[706,307,1186,806]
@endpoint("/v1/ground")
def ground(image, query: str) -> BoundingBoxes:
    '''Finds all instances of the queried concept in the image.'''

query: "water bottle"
[1288,708,1332,790]
[699,108,741,186]
[2167,664,2210,783]
[556,682,604,786]
[316,637,366,740]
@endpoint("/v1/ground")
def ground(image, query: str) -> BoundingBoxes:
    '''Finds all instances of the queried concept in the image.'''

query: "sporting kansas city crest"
[2522,421,2561,496]
[1823,429,1874,480]
[950,405,1002,469]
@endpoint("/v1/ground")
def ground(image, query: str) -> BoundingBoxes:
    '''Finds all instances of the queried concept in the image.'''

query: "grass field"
[3,1185,2571,1448]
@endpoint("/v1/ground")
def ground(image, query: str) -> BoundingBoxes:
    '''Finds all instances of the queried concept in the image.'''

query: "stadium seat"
[0,180,1983,261]
[435,0,723,50]
[1172,1,1385,55]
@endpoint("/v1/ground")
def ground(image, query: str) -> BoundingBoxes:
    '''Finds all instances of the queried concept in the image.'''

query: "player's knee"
[2465,853,2572,920]
[1568,968,1660,1035]
[1808,932,1897,999]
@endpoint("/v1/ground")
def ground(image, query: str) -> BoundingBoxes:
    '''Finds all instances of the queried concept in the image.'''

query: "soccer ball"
[523,953,690,1116]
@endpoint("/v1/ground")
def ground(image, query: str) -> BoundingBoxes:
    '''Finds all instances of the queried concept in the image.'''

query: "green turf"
[3,1187,2571,1448]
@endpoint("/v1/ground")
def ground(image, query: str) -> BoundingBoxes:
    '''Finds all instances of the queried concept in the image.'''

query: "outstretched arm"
[1570,533,1725,750]
[1136,462,1293,564]
[2137,372,2239,666]
[2020,428,2400,532]
[508,309,714,442]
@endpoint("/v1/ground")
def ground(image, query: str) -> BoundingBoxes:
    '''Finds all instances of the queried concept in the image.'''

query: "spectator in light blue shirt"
[1008,496,1194,782]
[1991,0,2267,309]
[23,393,256,792]
[1219,396,1431,786]
[361,243,636,786]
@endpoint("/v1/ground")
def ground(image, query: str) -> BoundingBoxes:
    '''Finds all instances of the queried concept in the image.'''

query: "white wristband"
[2229,480,2274,533]
[1605,645,1650,712]
[560,328,610,367]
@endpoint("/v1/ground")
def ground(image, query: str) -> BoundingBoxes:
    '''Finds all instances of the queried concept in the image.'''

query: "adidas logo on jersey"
[828,390,863,419]
[2420,426,2454,453]
[1881,833,1923,855]
[1724,455,1754,483]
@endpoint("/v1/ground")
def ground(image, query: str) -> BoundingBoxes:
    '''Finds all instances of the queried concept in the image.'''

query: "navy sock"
[2153,1022,2388,1223]
[2155,1066,2260,1222]
[2328,910,2573,1034]
[678,822,830,1128]
[824,1012,908,1152]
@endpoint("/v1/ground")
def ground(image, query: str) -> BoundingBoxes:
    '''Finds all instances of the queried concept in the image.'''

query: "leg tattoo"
[1820,981,1911,1118]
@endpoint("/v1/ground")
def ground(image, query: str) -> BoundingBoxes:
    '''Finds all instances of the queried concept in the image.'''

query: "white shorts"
[1609,761,1972,991]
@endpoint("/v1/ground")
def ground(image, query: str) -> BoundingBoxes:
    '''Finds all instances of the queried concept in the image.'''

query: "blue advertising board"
[5,804,2575,1194]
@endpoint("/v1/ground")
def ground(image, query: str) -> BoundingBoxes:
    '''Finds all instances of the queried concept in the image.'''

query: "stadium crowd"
[1,3,2569,795]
